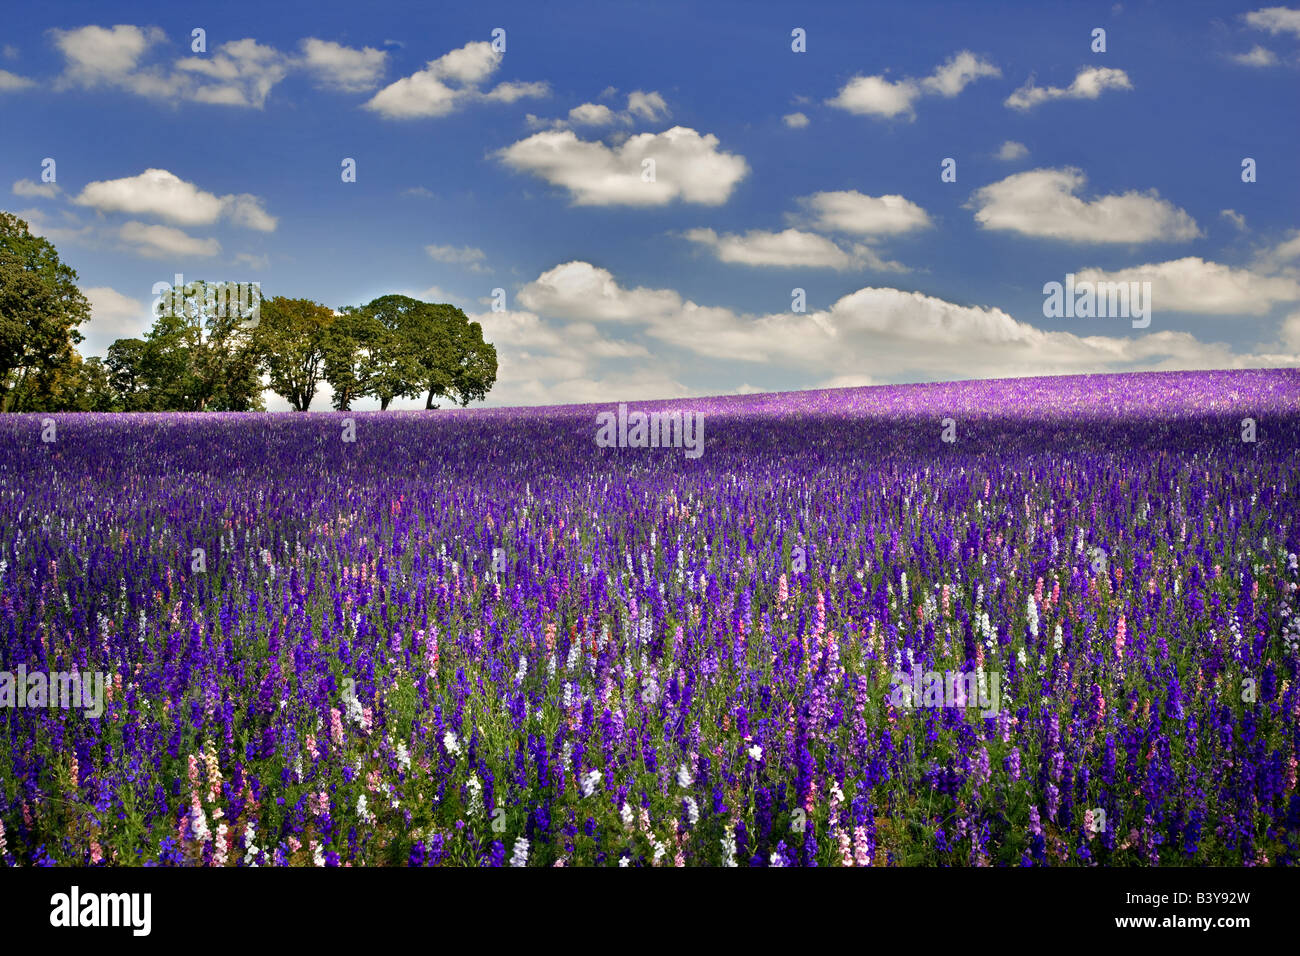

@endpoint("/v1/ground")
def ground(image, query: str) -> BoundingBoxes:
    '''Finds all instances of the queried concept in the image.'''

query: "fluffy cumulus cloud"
[517,261,682,321]
[782,112,809,128]
[299,38,387,92]
[827,50,999,119]
[495,261,1293,399]
[470,307,675,407]
[794,190,931,236]
[969,168,1201,243]
[50,25,295,108]
[364,40,546,118]
[497,126,748,206]
[1005,66,1132,111]
[73,169,276,231]
[1073,257,1300,315]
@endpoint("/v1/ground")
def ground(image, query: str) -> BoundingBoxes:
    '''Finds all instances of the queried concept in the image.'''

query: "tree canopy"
[0,212,498,413]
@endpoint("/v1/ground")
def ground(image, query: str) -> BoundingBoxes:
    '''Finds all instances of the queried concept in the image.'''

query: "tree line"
[0,211,497,412]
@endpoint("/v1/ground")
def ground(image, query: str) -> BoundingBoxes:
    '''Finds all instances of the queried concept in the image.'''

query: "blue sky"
[2,0,1298,409]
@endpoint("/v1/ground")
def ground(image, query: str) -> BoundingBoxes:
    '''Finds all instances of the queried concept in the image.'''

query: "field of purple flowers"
[1,368,1298,867]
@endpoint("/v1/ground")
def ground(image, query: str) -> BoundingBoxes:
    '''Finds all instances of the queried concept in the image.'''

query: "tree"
[352,294,497,410]
[434,306,497,408]
[360,295,428,411]
[140,279,264,411]
[320,306,378,411]
[0,212,90,412]
[105,338,153,411]
[255,296,333,411]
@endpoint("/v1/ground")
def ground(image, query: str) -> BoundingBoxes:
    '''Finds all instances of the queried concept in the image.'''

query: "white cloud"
[498,126,748,206]
[685,228,878,271]
[626,90,670,122]
[1005,66,1132,111]
[1074,257,1300,315]
[118,221,221,258]
[1254,229,1300,271]
[783,112,810,128]
[51,26,292,108]
[508,260,1286,388]
[173,38,290,107]
[518,261,682,321]
[996,140,1029,161]
[1231,45,1279,66]
[0,68,34,90]
[50,24,165,87]
[920,51,1002,96]
[469,307,670,407]
[1221,209,1248,230]
[364,40,547,118]
[828,51,999,119]
[1281,311,1300,350]
[827,74,920,118]
[73,169,276,231]
[14,207,93,243]
[300,38,387,92]
[426,243,487,270]
[970,168,1200,243]
[530,91,670,131]
[568,102,619,126]
[1244,6,1300,36]
[82,286,151,354]
[12,178,61,199]
[795,190,931,236]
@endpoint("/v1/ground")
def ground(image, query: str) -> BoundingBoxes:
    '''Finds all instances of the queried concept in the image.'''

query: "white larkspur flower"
[467,774,484,818]
[684,796,699,826]
[395,741,410,771]
[509,836,530,867]
[748,744,763,762]
[443,730,461,755]
[676,763,694,788]
[580,769,602,798]
[721,830,738,867]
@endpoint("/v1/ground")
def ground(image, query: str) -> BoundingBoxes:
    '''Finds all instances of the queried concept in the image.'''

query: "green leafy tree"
[434,306,497,408]
[255,296,334,411]
[361,295,428,411]
[320,306,378,411]
[0,212,90,412]
[142,280,264,411]
[353,295,497,410]
[105,338,153,411]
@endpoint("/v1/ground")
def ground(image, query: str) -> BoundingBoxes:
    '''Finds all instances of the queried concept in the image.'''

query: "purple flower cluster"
[0,368,1297,866]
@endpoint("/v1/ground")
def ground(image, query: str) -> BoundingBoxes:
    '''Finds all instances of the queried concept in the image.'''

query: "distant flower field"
[1,368,1298,866]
